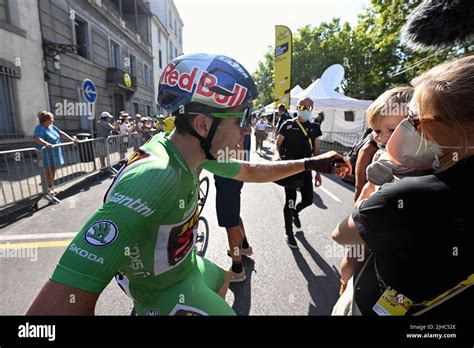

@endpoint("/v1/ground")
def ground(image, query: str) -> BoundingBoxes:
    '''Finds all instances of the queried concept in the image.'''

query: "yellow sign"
[274,25,292,109]
[123,73,132,88]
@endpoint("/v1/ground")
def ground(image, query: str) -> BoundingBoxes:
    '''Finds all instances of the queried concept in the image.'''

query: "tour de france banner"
[274,25,292,108]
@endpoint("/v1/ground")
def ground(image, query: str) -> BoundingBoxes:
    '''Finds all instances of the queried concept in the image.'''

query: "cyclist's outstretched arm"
[27,280,98,315]
[233,151,351,183]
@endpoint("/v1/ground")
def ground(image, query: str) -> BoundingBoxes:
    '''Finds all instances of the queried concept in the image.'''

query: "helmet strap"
[182,115,221,160]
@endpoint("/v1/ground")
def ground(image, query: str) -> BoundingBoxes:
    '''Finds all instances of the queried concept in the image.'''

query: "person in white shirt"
[118,113,135,158]
[254,116,268,152]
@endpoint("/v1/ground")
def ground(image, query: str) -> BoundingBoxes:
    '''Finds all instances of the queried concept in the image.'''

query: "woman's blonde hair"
[366,85,414,130]
[411,55,474,171]
[37,111,53,124]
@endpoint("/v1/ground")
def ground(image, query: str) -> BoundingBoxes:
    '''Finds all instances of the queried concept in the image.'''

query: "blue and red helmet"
[158,53,258,115]
[157,53,258,160]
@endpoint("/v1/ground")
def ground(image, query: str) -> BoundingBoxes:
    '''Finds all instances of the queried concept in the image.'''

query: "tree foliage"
[253,0,472,105]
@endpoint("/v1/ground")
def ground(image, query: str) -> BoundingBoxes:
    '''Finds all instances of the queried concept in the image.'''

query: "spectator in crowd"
[276,103,291,133]
[33,111,78,196]
[274,97,322,248]
[163,115,176,132]
[96,111,117,168]
[118,113,135,158]
[332,56,474,316]
[155,115,165,133]
[254,115,268,153]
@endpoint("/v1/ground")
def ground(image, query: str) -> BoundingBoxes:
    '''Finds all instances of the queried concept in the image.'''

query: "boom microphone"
[401,0,474,50]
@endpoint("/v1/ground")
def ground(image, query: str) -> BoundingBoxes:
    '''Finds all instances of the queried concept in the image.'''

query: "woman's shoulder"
[33,124,45,136]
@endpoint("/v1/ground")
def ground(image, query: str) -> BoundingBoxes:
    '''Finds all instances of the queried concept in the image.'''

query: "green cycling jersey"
[50,132,241,315]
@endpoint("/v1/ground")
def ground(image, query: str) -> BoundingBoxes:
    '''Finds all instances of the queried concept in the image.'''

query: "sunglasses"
[189,106,253,129]
[297,104,313,111]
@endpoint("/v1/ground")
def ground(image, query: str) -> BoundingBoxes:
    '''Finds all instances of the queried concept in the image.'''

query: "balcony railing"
[106,68,137,93]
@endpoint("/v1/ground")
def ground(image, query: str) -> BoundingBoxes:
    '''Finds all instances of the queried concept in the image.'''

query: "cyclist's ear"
[192,114,213,137]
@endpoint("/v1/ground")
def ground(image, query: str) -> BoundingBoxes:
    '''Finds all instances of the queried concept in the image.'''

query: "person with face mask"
[331,55,474,316]
[340,86,432,296]
[274,97,323,248]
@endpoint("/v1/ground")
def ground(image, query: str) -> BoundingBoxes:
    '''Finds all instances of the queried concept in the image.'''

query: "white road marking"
[319,186,341,202]
[0,232,77,241]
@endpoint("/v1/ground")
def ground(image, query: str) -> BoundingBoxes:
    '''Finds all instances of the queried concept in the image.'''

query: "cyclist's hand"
[304,151,352,177]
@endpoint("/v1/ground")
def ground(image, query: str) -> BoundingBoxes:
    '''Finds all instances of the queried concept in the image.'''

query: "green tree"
[252,46,274,108]
[252,0,472,103]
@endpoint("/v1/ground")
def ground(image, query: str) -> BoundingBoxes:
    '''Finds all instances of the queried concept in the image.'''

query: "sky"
[174,0,370,74]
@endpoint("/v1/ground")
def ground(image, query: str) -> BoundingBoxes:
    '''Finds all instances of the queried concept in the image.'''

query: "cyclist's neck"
[169,131,207,171]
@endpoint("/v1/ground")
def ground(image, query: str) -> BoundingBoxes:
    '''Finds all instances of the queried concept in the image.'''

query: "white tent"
[290,78,372,146]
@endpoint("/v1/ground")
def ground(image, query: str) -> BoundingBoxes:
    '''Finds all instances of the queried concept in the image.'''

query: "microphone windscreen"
[401,0,474,50]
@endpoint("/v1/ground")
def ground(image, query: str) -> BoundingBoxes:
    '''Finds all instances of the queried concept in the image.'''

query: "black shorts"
[214,175,244,228]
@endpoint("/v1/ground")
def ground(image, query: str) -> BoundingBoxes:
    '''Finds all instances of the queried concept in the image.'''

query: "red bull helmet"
[157,53,258,159]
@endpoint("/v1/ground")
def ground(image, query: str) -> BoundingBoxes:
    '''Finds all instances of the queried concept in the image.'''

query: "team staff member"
[274,97,323,248]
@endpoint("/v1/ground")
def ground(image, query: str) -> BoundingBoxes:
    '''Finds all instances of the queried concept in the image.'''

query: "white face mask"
[386,118,443,170]
[298,110,313,121]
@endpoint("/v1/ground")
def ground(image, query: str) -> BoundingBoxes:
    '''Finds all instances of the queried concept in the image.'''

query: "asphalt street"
[0,139,356,315]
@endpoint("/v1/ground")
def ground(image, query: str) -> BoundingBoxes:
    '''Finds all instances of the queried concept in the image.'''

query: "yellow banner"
[274,25,292,108]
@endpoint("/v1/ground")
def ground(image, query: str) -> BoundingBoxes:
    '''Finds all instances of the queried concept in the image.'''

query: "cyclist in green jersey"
[28,54,351,315]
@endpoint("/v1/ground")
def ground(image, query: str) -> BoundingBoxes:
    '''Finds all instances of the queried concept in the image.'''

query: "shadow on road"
[54,170,114,201]
[312,190,328,210]
[321,173,355,193]
[229,257,255,315]
[0,170,114,229]
[256,146,273,161]
[292,231,341,315]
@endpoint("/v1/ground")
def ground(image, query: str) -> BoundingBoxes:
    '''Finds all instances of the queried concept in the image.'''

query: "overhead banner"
[274,25,292,109]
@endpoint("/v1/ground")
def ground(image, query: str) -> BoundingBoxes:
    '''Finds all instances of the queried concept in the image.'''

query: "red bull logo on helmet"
[160,63,248,108]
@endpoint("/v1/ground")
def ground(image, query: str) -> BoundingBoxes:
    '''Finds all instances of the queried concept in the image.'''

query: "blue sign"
[82,79,97,103]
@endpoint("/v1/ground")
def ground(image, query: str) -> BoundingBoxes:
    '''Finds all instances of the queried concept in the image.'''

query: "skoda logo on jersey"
[84,220,119,247]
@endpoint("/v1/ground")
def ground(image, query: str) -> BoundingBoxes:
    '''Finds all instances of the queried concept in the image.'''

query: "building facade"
[151,14,169,115]
[0,0,48,146]
[0,0,185,147]
[39,0,155,133]
[148,0,183,115]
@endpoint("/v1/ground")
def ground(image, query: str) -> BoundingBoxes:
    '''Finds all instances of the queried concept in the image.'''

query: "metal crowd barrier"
[319,132,360,154]
[106,133,141,170]
[263,126,359,154]
[0,148,46,209]
[0,132,144,210]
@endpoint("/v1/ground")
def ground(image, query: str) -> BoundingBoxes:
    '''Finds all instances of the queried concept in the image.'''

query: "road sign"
[82,79,97,103]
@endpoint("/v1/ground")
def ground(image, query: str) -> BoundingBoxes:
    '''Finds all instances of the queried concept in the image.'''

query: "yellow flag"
[274,25,292,109]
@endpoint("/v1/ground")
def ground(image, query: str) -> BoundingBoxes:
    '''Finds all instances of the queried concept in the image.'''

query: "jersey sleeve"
[200,159,241,179]
[278,120,291,136]
[50,160,179,293]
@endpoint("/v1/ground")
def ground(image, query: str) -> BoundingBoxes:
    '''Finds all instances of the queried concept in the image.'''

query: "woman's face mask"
[386,118,443,170]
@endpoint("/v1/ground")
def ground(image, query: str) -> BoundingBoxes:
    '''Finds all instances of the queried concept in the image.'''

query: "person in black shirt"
[276,103,292,133]
[331,56,474,316]
[275,97,323,248]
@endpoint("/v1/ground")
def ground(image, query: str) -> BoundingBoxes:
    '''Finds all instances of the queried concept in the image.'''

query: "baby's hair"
[366,86,414,129]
